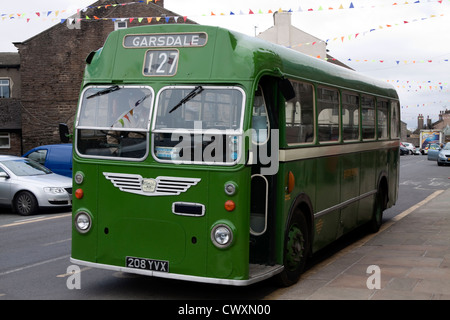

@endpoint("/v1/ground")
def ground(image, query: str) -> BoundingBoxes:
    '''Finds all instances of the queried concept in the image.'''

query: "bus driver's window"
[252,86,269,144]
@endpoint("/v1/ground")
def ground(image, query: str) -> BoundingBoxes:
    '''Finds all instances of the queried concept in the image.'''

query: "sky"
[1,0,450,130]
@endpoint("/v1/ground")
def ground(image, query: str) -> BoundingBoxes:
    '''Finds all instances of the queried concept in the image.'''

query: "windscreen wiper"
[169,86,204,113]
[134,94,151,107]
[86,85,120,99]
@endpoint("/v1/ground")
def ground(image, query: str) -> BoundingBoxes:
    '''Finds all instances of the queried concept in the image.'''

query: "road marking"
[0,255,70,277]
[0,213,71,228]
[42,238,71,247]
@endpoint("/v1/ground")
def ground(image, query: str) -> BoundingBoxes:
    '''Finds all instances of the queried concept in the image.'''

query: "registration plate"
[126,256,169,273]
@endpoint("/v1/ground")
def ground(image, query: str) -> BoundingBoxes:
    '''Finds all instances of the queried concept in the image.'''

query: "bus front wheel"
[276,211,310,287]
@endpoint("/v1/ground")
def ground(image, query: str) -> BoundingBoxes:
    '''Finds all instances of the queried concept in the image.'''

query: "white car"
[0,155,72,215]
[401,142,419,155]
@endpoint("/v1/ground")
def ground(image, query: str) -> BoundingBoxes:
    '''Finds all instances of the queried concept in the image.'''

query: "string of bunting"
[321,56,450,64]
[63,9,449,48]
[3,2,447,58]
[383,80,449,93]
[401,100,450,111]
[291,12,446,52]
[393,84,449,92]
[2,0,449,23]
[0,0,161,22]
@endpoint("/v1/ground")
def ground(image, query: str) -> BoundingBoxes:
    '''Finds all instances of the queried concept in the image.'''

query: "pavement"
[268,187,450,300]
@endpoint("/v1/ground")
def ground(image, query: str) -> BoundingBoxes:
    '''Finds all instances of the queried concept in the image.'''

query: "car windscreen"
[2,159,52,176]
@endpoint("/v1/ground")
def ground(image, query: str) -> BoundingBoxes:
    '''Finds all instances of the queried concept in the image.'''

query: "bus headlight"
[75,212,92,234]
[211,224,233,248]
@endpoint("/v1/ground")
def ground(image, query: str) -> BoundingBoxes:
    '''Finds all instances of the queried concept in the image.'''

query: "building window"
[0,79,11,98]
[0,133,10,148]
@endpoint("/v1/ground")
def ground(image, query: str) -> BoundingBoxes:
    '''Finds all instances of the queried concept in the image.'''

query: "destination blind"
[124,32,207,48]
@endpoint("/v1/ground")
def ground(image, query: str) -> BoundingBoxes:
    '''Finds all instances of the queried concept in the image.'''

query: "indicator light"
[75,188,84,199]
[224,200,235,212]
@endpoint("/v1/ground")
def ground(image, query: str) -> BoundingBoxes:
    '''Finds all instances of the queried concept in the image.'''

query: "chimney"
[273,11,292,47]
[418,114,424,129]
[427,115,432,129]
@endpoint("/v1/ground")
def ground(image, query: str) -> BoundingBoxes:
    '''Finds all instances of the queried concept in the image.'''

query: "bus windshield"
[75,86,153,159]
[153,86,244,131]
[152,86,245,164]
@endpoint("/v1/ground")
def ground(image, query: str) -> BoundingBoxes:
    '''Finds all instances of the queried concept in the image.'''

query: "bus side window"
[252,86,269,144]
[377,100,389,140]
[342,92,360,141]
[390,101,400,138]
[362,95,376,140]
[285,81,314,144]
[317,87,340,143]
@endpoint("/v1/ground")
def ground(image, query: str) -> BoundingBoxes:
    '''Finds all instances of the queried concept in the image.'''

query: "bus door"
[249,78,281,265]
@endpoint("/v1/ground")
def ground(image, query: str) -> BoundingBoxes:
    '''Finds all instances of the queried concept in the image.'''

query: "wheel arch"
[285,192,314,254]
[377,171,389,208]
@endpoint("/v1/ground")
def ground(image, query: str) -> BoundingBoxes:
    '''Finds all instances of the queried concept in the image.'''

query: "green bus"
[69,24,400,286]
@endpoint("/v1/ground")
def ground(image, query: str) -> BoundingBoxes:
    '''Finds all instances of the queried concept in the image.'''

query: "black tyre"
[14,191,38,216]
[368,188,387,233]
[276,210,310,287]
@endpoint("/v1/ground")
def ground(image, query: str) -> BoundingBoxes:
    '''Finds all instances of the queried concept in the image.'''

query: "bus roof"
[84,24,398,100]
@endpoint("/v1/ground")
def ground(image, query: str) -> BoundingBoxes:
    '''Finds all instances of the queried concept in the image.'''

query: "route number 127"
[143,49,179,76]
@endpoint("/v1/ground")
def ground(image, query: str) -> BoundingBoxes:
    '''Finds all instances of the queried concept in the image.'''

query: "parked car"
[400,145,409,155]
[426,143,442,161]
[428,143,450,166]
[0,155,72,215]
[401,142,419,155]
[437,143,450,166]
[422,142,440,155]
[23,144,72,177]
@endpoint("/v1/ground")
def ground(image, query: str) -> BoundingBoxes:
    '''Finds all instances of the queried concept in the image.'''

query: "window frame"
[284,80,315,146]
[0,133,11,149]
[0,79,11,99]
[317,86,340,144]
[361,95,376,141]
[342,91,360,142]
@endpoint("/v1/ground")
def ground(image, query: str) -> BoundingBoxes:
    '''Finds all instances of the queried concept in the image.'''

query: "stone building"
[13,0,194,153]
[408,110,450,146]
[0,52,22,155]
